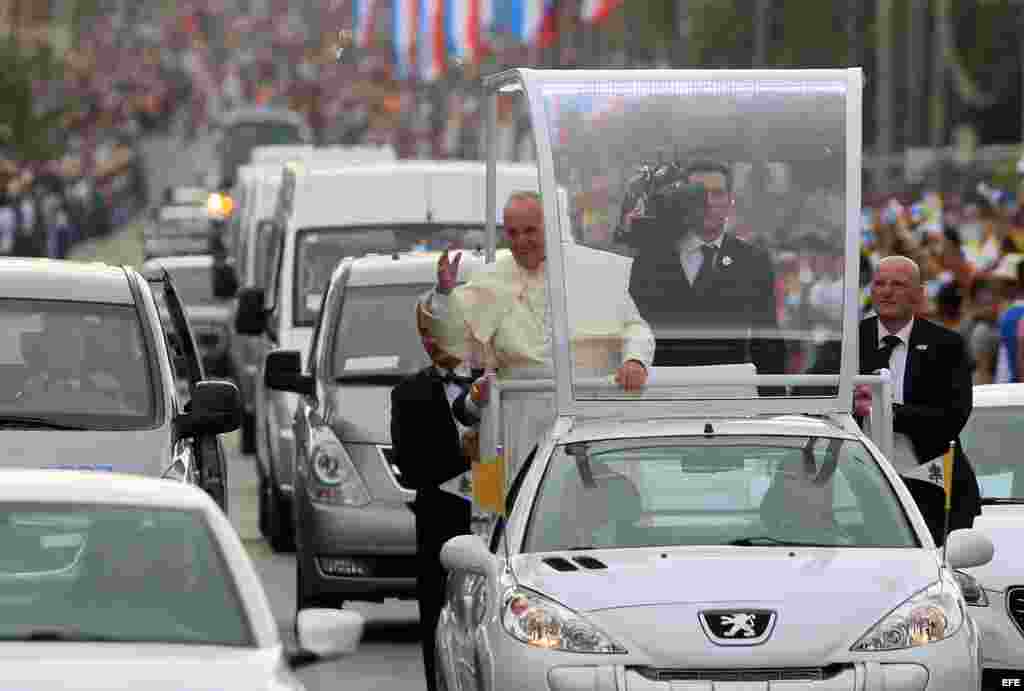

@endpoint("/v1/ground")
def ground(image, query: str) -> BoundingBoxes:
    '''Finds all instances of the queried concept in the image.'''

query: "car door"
[147,270,229,514]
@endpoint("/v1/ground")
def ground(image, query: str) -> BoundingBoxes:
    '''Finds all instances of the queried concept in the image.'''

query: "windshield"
[0,502,253,646]
[222,122,303,186]
[960,405,1024,499]
[164,266,219,307]
[524,436,917,552]
[0,299,155,429]
[331,283,434,379]
[293,225,498,326]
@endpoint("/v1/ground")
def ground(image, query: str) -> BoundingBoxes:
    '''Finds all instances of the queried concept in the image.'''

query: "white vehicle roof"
[281,161,539,230]
[0,468,279,648]
[0,258,133,304]
[562,414,859,445]
[249,144,314,163]
[158,205,208,222]
[142,254,214,271]
[343,249,513,288]
[972,383,1024,407]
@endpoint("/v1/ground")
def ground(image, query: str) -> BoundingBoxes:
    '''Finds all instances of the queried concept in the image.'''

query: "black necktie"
[873,334,902,372]
[693,244,717,289]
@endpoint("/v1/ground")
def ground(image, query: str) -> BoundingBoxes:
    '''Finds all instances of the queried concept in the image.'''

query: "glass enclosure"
[529,72,854,403]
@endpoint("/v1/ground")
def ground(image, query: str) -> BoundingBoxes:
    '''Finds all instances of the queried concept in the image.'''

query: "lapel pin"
[915,344,928,351]
[721,256,733,267]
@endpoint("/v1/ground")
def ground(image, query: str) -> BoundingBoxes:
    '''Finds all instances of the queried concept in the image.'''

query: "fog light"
[318,556,371,577]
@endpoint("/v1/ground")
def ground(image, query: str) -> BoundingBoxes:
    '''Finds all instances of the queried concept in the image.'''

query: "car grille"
[631,665,844,683]
[1008,586,1024,637]
[378,446,416,491]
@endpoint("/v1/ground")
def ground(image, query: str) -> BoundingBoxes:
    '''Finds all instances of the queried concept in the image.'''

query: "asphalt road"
[69,130,426,690]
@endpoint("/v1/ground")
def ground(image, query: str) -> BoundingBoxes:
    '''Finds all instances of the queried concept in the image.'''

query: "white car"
[0,469,363,690]
[438,415,993,691]
[958,383,1024,689]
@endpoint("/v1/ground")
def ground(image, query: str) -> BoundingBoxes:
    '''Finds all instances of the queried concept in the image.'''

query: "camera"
[616,161,705,249]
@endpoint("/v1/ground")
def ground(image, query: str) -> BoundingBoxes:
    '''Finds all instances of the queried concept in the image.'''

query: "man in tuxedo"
[627,160,785,379]
[390,310,483,691]
[855,255,982,545]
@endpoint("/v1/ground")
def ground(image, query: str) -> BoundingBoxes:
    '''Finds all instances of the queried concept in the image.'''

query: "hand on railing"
[470,375,490,406]
[853,383,872,418]
[614,360,648,392]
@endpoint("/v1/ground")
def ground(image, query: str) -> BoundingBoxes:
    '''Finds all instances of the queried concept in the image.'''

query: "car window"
[0,502,254,647]
[0,299,156,429]
[162,266,219,307]
[292,224,505,327]
[960,405,1024,499]
[524,436,918,552]
[330,283,435,380]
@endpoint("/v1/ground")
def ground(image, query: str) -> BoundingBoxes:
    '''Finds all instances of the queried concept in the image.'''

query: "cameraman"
[626,160,785,382]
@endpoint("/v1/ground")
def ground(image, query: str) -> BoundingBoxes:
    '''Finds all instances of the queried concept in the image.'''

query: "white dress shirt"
[877,318,918,471]
[679,233,725,285]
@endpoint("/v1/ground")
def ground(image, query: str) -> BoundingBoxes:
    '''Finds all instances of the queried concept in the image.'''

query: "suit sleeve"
[748,250,786,376]
[452,385,481,427]
[389,387,403,460]
[893,334,972,441]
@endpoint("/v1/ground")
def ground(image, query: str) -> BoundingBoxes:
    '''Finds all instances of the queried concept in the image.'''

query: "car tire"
[240,411,256,455]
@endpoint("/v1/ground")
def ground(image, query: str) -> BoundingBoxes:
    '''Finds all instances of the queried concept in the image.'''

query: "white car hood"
[0,429,172,477]
[0,645,298,691]
[964,504,1024,591]
[513,547,942,666]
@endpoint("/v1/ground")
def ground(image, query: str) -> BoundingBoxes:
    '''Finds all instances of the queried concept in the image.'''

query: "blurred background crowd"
[2,0,1024,382]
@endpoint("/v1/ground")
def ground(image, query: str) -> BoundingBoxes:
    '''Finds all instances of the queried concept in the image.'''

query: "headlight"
[309,446,370,507]
[851,574,965,651]
[953,569,989,607]
[502,588,627,654]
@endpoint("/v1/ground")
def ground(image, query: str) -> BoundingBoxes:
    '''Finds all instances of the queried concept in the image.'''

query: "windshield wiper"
[1,627,119,642]
[981,497,1024,506]
[729,536,840,547]
[0,417,88,431]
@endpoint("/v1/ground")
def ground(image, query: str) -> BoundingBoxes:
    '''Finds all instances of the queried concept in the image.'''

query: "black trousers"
[413,489,470,691]
[903,478,976,547]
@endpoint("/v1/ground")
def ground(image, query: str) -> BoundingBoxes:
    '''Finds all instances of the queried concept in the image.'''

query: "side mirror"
[288,609,364,669]
[945,528,994,569]
[265,349,314,396]
[235,287,266,335]
[441,534,497,578]
[212,261,238,299]
[175,380,242,438]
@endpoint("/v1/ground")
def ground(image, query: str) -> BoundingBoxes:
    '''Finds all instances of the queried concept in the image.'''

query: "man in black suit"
[390,309,483,691]
[854,255,982,545]
[627,160,785,379]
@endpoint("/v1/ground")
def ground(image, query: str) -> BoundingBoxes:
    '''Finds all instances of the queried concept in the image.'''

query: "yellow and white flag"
[905,443,955,508]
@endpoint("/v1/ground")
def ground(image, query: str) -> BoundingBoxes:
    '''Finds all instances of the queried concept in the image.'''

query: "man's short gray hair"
[878,254,922,286]
[505,190,541,209]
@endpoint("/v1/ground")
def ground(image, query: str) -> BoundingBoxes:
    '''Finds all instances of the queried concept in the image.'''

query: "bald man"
[856,255,981,545]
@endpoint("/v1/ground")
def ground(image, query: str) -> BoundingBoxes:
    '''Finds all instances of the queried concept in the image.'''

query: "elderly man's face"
[504,198,545,272]
[871,260,922,324]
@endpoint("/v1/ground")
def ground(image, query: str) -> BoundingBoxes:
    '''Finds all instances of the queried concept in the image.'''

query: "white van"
[234,160,538,551]
[223,146,404,452]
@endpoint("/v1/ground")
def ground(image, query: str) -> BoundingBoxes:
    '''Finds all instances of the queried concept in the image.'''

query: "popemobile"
[433,68,996,691]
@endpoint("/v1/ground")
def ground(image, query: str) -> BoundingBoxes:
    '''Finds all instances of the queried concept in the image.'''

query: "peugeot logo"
[699,609,777,646]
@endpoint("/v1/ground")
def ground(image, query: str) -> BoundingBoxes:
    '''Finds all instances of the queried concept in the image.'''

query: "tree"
[0,37,75,162]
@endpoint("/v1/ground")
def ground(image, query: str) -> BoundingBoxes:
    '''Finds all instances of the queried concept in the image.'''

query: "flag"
[580,0,621,24]
[447,0,490,65]
[537,0,559,49]
[353,0,381,49]
[393,0,418,80]
[492,0,543,44]
[418,0,448,82]
[905,443,956,506]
